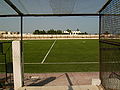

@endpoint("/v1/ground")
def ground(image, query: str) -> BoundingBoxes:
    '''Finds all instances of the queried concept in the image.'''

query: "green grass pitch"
[23,39,99,73]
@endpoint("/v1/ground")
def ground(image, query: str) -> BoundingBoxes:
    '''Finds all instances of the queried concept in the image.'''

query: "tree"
[56,30,62,34]
[16,32,19,34]
[77,28,80,31]
[39,30,46,34]
[84,32,88,35]
[5,32,8,34]
[42,30,46,34]
[47,29,56,34]
[66,29,72,33]
[33,30,40,34]
[104,31,109,35]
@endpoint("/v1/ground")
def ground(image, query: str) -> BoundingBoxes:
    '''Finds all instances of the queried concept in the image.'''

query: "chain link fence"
[99,0,120,89]
[0,41,13,89]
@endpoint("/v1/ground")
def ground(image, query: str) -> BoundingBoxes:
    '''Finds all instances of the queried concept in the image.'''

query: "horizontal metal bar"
[0,14,100,17]
[22,14,100,16]
[0,14,119,17]
[0,41,12,43]
[0,14,20,17]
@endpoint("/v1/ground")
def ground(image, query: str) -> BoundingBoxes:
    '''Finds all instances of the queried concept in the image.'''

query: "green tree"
[104,31,109,35]
[66,29,72,35]
[56,30,62,34]
[16,32,19,34]
[47,29,56,34]
[5,32,8,34]
[42,30,46,34]
[84,32,88,35]
[33,30,40,34]
[66,29,72,33]
[77,28,80,31]
[39,30,46,34]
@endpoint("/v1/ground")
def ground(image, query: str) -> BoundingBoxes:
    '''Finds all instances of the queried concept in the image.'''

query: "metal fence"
[99,0,120,89]
[0,41,13,89]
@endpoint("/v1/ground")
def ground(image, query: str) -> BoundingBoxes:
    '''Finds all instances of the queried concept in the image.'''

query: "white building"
[8,31,19,35]
[63,31,70,34]
[72,31,81,35]
[63,30,81,35]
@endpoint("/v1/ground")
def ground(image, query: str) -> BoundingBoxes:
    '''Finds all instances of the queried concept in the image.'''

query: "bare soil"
[23,72,99,86]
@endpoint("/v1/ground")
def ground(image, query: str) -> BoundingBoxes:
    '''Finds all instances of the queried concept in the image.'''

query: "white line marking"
[24,62,99,65]
[0,63,5,64]
[41,40,56,63]
[1,61,118,65]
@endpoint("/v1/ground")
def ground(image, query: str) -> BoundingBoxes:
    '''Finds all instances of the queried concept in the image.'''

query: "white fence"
[1,34,99,40]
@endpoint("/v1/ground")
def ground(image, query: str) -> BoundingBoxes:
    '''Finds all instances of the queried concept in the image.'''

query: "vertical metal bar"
[9,44,12,84]
[99,14,102,81]
[21,16,23,49]
[4,54,7,81]
[20,16,24,86]
[99,15,101,40]
[0,43,3,54]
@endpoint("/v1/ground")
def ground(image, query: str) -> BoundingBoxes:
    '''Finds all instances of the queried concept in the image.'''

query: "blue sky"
[0,16,99,34]
[7,0,106,14]
[0,0,107,34]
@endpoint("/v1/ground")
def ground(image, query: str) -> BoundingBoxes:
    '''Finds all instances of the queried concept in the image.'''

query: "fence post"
[12,41,22,90]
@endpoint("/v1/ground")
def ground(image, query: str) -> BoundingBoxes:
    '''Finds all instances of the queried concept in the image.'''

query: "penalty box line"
[41,39,56,64]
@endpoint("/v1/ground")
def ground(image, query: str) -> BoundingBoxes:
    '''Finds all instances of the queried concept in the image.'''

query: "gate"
[99,0,120,89]
[0,41,13,89]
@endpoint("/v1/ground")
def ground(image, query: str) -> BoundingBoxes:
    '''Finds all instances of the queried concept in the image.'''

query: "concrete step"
[18,85,104,90]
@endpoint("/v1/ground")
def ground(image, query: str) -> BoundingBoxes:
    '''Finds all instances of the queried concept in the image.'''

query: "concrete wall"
[12,41,22,90]
[1,34,99,40]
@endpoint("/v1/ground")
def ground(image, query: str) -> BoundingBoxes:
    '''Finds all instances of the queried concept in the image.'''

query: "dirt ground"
[0,72,99,86]
[23,72,99,86]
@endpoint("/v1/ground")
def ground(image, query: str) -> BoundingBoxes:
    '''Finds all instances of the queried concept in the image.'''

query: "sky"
[0,0,107,34]
[0,16,99,34]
